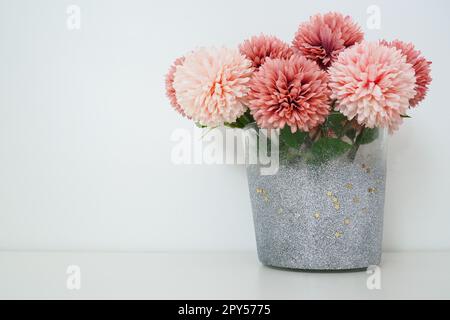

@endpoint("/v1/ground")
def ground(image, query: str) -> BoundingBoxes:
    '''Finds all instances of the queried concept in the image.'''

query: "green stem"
[348,127,365,161]
[311,129,322,143]
[339,120,353,139]
[303,135,313,149]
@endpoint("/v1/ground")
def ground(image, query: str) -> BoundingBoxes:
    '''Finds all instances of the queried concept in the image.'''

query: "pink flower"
[380,40,432,107]
[165,56,189,118]
[292,12,364,69]
[239,34,293,68]
[328,42,417,133]
[248,55,330,132]
[173,47,253,127]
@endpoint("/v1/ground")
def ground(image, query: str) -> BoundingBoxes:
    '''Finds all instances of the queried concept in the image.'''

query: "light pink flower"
[173,47,253,127]
[381,40,432,107]
[165,56,189,118]
[239,34,293,68]
[328,42,417,133]
[292,12,364,69]
[248,55,330,133]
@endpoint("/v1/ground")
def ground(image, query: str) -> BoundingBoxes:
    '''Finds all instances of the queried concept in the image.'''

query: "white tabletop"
[0,251,449,300]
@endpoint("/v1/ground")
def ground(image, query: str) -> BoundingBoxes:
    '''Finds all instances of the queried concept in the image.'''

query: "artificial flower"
[173,47,253,127]
[292,12,364,69]
[248,55,330,132]
[381,40,432,107]
[165,56,189,118]
[239,34,293,68]
[328,42,417,132]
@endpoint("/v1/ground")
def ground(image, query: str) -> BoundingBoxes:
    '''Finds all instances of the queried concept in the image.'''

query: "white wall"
[0,0,449,252]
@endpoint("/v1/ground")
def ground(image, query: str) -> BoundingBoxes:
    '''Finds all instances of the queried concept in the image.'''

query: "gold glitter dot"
[368,187,377,194]
[344,218,351,225]
[278,208,284,214]
[345,183,353,190]
[314,212,321,219]
[326,191,333,197]
[353,196,360,204]
[257,188,269,202]
[332,197,338,203]
[334,203,340,210]
[335,231,343,238]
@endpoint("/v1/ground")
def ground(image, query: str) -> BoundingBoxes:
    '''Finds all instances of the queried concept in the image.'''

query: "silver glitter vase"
[246,125,387,271]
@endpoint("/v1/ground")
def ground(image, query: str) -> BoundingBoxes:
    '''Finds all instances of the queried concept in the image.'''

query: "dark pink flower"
[165,56,189,118]
[381,40,432,107]
[248,55,330,132]
[239,34,293,68]
[292,12,364,69]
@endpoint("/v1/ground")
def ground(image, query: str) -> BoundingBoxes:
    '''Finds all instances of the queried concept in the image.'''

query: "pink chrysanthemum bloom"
[328,42,417,133]
[165,56,189,118]
[248,55,330,133]
[380,40,432,107]
[239,34,293,68]
[173,47,253,127]
[292,12,364,69]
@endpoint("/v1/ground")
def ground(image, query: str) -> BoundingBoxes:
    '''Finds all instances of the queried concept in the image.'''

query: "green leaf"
[401,115,411,118]
[310,137,352,163]
[241,110,255,124]
[326,113,347,136]
[280,127,307,149]
[195,122,208,129]
[236,113,251,127]
[224,122,244,129]
[358,128,379,145]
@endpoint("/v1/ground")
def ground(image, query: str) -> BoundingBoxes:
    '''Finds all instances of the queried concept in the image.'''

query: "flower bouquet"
[165,12,432,270]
